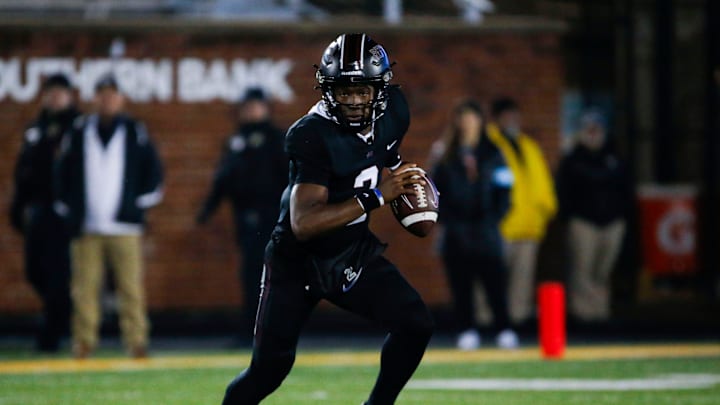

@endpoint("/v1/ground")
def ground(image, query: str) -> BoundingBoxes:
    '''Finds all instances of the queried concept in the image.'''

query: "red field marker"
[538,282,566,359]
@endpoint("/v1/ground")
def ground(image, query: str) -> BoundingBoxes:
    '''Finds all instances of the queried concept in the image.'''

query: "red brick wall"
[0,22,564,314]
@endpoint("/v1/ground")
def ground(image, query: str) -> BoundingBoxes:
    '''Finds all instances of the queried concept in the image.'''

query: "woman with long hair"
[431,99,518,350]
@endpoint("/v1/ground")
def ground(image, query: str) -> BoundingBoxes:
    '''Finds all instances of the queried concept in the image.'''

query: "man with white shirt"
[54,74,164,359]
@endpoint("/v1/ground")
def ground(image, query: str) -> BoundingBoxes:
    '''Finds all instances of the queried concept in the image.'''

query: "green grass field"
[1,344,719,404]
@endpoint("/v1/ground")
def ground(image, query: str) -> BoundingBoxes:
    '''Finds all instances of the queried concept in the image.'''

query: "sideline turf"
[0,347,718,405]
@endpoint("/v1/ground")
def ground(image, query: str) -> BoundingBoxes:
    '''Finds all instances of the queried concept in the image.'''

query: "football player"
[221,33,434,405]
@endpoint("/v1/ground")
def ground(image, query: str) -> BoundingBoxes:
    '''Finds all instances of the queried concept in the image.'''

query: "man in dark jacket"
[10,73,79,352]
[54,74,163,358]
[556,109,633,321]
[196,87,287,345]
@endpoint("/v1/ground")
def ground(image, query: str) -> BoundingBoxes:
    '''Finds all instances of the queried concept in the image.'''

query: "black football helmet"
[315,33,393,130]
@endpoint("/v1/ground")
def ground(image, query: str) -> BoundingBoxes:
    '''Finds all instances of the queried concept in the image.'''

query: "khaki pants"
[567,218,626,321]
[505,241,539,324]
[71,234,148,350]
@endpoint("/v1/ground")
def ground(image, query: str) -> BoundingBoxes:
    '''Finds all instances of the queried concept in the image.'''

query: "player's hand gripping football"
[378,162,426,202]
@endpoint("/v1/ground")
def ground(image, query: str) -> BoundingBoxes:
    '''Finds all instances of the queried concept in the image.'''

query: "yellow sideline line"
[0,344,718,375]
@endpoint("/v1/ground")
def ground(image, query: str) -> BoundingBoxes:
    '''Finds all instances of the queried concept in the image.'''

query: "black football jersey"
[276,85,410,256]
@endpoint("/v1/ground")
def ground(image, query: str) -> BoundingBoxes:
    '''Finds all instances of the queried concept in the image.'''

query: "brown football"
[390,171,440,237]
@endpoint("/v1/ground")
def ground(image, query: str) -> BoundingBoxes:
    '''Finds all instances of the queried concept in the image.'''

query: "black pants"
[442,246,511,333]
[24,205,72,351]
[222,238,434,405]
[235,209,276,340]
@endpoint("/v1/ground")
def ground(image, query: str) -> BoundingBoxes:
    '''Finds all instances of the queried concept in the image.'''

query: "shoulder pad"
[285,114,330,156]
[288,113,329,136]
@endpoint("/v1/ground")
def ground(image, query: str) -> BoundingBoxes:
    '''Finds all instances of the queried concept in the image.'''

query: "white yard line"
[408,374,720,391]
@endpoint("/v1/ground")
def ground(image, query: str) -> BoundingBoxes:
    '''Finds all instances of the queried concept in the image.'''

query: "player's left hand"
[378,162,426,202]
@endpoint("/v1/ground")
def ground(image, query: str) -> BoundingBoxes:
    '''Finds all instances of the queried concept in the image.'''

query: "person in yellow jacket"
[487,97,557,325]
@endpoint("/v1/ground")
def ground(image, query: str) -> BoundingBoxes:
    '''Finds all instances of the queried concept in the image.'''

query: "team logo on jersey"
[341,266,363,293]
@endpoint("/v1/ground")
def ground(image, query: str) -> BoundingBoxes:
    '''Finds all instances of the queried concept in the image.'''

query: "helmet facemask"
[315,33,394,131]
[318,75,392,131]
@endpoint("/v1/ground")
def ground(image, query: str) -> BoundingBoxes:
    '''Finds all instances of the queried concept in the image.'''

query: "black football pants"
[222,239,434,405]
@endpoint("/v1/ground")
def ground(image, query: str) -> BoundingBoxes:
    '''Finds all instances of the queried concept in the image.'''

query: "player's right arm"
[291,162,423,241]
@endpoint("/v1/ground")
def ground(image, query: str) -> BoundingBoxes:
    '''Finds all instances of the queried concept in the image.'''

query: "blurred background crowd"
[0,0,718,356]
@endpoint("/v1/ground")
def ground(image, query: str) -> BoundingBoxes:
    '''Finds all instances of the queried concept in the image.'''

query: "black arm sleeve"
[197,147,233,223]
[53,129,76,213]
[139,132,164,198]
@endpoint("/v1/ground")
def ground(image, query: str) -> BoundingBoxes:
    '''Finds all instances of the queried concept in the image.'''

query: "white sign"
[0,57,294,103]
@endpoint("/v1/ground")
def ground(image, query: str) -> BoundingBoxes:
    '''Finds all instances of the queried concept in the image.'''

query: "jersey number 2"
[348,166,379,226]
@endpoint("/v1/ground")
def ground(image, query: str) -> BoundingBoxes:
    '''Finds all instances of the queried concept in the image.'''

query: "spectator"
[431,100,518,350]
[196,87,287,346]
[486,97,557,326]
[54,74,164,359]
[556,109,632,321]
[10,73,79,352]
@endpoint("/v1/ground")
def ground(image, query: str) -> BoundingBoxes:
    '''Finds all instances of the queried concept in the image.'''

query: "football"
[390,170,440,237]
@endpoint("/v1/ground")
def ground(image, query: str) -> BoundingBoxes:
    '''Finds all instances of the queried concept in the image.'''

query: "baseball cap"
[42,73,72,90]
[240,87,267,103]
[94,74,119,92]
